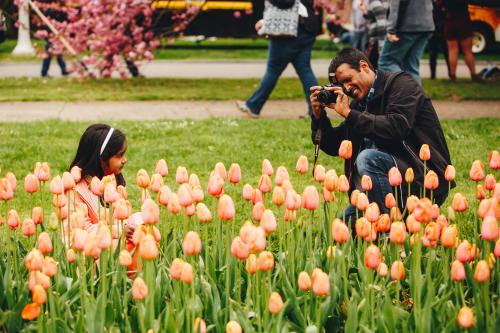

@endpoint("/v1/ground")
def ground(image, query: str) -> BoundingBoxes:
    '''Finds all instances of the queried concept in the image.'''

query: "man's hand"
[331,87,351,118]
[309,86,336,119]
[255,19,264,32]
[387,33,400,43]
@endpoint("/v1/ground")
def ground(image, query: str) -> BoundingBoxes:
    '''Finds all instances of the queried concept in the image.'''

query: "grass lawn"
[1,76,499,102]
[0,118,498,231]
[2,37,499,61]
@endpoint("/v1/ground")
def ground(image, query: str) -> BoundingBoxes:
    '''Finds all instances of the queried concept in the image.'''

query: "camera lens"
[317,89,338,104]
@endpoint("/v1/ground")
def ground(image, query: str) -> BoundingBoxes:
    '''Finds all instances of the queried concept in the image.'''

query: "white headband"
[100,128,114,156]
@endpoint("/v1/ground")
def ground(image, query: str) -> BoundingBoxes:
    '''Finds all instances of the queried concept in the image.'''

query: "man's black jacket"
[311,70,456,203]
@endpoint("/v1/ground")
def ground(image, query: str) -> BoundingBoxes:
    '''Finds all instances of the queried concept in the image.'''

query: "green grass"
[0,118,498,218]
[2,37,499,61]
[1,77,499,102]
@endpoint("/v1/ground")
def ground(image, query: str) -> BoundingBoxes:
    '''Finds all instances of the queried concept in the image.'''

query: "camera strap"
[312,105,325,177]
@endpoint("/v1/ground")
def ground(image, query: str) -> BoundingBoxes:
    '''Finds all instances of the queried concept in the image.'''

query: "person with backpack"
[236,0,322,118]
[309,48,454,227]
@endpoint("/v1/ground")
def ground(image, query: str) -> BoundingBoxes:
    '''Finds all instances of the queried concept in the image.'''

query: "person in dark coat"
[310,48,455,226]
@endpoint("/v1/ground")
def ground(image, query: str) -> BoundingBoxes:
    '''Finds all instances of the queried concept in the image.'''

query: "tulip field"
[0,119,499,332]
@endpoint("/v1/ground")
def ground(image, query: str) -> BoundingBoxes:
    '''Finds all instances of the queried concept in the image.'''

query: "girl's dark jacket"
[311,70,456,204]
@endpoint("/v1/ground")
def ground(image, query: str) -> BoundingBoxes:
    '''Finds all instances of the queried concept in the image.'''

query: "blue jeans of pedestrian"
[339,148,397,229]
[246,26,318,116]
[41,40,68,77]
[378,32,433,84]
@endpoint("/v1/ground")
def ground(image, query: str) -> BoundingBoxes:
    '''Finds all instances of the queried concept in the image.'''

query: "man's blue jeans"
[246,26,318,116]
[340,149,397,227]
[378,32,433,84]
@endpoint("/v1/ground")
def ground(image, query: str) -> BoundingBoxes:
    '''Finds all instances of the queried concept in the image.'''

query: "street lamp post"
[12,0,35,55]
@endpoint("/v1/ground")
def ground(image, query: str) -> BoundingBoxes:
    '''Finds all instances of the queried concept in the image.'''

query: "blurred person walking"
[378,0,435,84]
[442,0,480,82]
[40,3,69,78]
[351,0,369,52]
[428,0,451,79]
[236,0,322,118]
[359,0,389,69]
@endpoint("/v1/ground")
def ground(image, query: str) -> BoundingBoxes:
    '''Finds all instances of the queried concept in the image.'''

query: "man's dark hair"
[328,48,374,79]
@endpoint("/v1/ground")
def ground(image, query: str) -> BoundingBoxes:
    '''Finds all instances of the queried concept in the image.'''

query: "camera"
[316,84,340,104]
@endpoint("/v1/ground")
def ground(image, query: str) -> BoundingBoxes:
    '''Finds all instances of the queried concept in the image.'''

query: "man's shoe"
[236,100,259,118]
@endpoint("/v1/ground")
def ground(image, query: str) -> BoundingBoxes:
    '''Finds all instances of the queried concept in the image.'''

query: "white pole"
[12,0,35,55]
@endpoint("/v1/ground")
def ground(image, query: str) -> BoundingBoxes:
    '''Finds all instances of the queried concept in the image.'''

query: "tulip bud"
[405,168,414,183]
[424,170,439,190]
[361,175,372,191]
[136,169,150,189]
[272,186,285,206]
[260,209,277,234]
[155,159,168,177]
[444,165,455,182]
[228,163,241,184]
[469,160,485,182]
[456,306,475,329]
[376,214,391,233]
[90,177,103,196]
[262,159,273,176]
[34,162,50,182]
[268,292,284,314]
[176,166,189,184]
[338,140,352,159]
[257,251,274,271]
[390,222,406,244]
[246,254,258,274]
[324,169,338,192]
[258,174,272,194]
[183,231,202,256]
[66,249,76,263]
[141,198,160,224]
[474,260,490,282]
[132,277,148,301]
[338,175,350,192]
[364,244,381,269]
[22,218,36,237]
[194,318,207,333]
[196,203,212,223]
[313,165,326,182]
[49,176,64,195]
[38,232,53,254]
[480,216,499,241]
[295,155,308,174]
[24,174,40,194]
[180,262,194,283]
[302,186,319,210]
[312,270,329,296]
[451,260,465,281]
[140,234,158,260]
[21,303,40,321]
[32,285,47,305]
[419,144,430,161]
[231,236,249,260]
[226,321,242,333]
[218,195,235,221]
[378,263,388,277]
[169,258,185,280]
[298,271,312,291]
[70,166,82,183]
[451,193,468,212]
[489,150,500,170]
[332,219,350,243]
[62,172,75,192]
[385,193,396,209]
[365,202,380,223]
[390,260,405,281]
[440,225,458,248]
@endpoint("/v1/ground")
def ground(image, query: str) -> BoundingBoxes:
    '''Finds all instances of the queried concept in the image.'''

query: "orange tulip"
[157,185,171,206]
[376,214,391,233]
[385,193,395,209]
[226,321,242,333]
[262,159,273,176]
[257,251,274,271]
[218,195,235,221]
[405,195,418,214]
[478,197,500,219]
[196,203,212,223]
[140,234,159,260]
[332,219,350,243]
[444,165,455,182]
[24,173,40,194]
[70,166,82,183]
[34,162,50,182]
[378,263,388,277]
[484,174,496,191]
[424,170,439,190]
[364,202,380,223]
[476,184,486,200]
[132,277,148,301]
[258,174,272,194]
[388,167,402,187]
[295,155,309,174]
[489,150,500,170]
[272,186,285,206]
[228,163,241,184]
[177,183,193,207]
[61,172,75,192]
[72,228,88,252]
[42,257,57,277]
[0,178,13,201]
[169,258,185,280]
[312,270,330,296]
[268,292,284,314]
[480,216,499,241]
[176,166,189,184]
[390,260,405,281]
[274,166,289,186]
[441,225,458,248]
[413,198,433,224]
[314,164,326,182]
[355,217,370,238]
[469,160,485,182]
[338,140,352,159]
[242,184,254,201]
[155,159,168,177]
[405,214,420,234]
[194,318,207,333]
[451,260,466,281]
[495,239,500,258]
[103,183,118,204]
[37,232,52,254]
[113,198,130,220]
[337,175,349,192]
[212,162,227,181]
[260,209,277,234]
[141,198,160,224]
[180,262,194,283]
[456,240,473,263]
[285,189,300,210]
[419,144,430,161]
[474,260,490,282]
[424,222,440,242]
[451,193,468,212]
[21,303,41,320]
[390,222,406,244]
[356,192,369,211]
[49,176,64,195]
[90,176,104,196]
[67,249,76,263]
[350,189,360,206]
[405,168,414,184]
[364,244,381,269]
[25,249,44,271]
[148,173,163,193]
[298,271,312,291]
[119,249,133,267]
[22,219,36,237]
[302,186,319,210]
[207,174,224,197]
[245,254,258,274]
[456,306,475,329]
[183,231,202,256]
[361,175,372,191]
[231,236,249,260]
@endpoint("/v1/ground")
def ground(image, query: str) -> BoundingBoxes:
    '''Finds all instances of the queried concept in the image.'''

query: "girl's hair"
[70,124,126,186]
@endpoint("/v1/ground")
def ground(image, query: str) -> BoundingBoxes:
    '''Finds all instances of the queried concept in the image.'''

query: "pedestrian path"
[1,100,498,122]
[0,59,495,79]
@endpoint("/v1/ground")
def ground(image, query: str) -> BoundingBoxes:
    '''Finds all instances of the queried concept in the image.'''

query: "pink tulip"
[451,193,468,212]
[378,263,388,277]
[481,216,499,241]
[268,292,284,314]
[62,172,75,192]
[390,222,406,244]
[42,257,57,277]
[207,174,224,197]
[441,225,458,248]
[484,174,496,191]
[178,183,193,207]
[22,219,36,237]
[272,186,285,206]
[242,184,254,201]
[314,165,326,182]
[376,214,391,233]
[356,192,369,211]
[419,144,430,161]
[90,177,103,196]
[262,159,273,176]
[176,166,189,184]
[113,198,130,220]
[474,260,490,282]
[246,254,258,274]
[324,169,338,192]
[158,185,171,206]
[38,232,53,254]
[258,174,272,194]
[167,193,182,214]
[196,203,212,223]
[469,160,485,182]
[72,228,88,252]
[457,306,475,329]
[252,202,265,221]
[104,183,118,204]
[275,166,289,186]
[180,262,194,283]
[141,198,160,224]
[364,244,381,269]
[34,162,50,182]
[338,140,352,159]
[260,209,277,234]
[155,159,168,177]
[298,271,312,291]
[136,169,150,189]
[361,175,372,191]
[140,234,158,260]
[230,236,249,260]
[444,165,455,182]
[388,167,402,186]
[67,249,76,263]
[355,217,370,238]
[119,250,132,267]
[226,321,242,333]
[25,249,44,271]
[257,251,274,271]
[385,193,396,209]
[391,261,405,280]
[150,173,164,193]
[49,176,64,195]
[70,166,82,183]
[7,209,20,230]
[169,258,185,279]
[451,260,466,281]
[364,202,380,222]
[228,163,241,184]
[456,240,472,263]
[194,318,207,333]
[132,277,148,301]
[312,270,329,296]
[489,150,500,170]
[338,175,350,192]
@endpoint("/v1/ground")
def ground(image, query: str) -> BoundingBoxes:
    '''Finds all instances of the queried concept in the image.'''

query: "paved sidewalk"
[1,100,499,122]
[0,59,496,79]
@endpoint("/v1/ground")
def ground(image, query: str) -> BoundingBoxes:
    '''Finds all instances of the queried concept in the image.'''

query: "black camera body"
[316,84,341,104]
